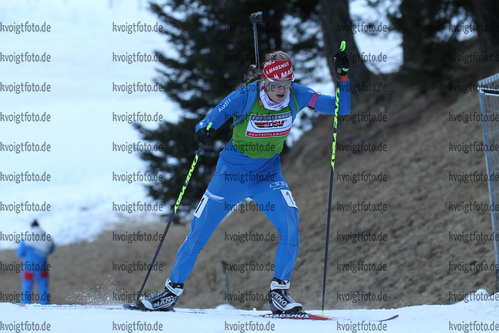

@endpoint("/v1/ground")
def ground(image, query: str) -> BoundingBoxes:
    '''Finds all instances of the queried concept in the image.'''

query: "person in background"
[16,219,55,304]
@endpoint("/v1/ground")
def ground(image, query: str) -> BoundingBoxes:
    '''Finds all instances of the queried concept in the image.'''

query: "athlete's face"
[263,78,293,103]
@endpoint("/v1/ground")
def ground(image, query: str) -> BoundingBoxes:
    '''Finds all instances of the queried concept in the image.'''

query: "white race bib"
[245,112,293,138]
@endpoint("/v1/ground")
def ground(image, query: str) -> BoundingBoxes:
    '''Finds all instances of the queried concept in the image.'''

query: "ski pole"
[321,41,346,316]
[135,122,213,302]
[221,260,232,305]
[244,11,262,82]
[250,11,262,71]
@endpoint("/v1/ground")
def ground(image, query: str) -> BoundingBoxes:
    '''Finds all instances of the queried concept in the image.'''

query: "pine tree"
[385,0,464,93]
[378,0,499,93]
[460,0,499,53]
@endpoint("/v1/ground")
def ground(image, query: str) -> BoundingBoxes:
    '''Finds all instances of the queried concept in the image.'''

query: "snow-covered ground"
[1,290,498,333]
[0,0,180,248]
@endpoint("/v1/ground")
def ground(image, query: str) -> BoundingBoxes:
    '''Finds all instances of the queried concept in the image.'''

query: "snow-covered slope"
[0,0,176,249]
[1,290,498,333]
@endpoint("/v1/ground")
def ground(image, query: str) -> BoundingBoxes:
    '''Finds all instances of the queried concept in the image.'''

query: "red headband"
[262,60,293,79]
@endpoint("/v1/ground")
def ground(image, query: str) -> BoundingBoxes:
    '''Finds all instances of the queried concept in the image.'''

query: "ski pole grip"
[250,11,262,24]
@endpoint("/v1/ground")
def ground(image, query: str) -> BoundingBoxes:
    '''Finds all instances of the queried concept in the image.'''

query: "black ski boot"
[133,279,183,311]
[268,277,303,314]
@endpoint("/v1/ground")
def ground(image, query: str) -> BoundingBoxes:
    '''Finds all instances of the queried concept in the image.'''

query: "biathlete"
[135,50,351,313]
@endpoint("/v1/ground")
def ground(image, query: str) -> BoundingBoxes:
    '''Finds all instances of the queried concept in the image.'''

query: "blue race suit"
[169,80,351,284]
[16,227,55,304]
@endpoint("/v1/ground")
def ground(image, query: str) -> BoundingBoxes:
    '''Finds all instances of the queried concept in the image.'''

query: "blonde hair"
[265,51,292,61]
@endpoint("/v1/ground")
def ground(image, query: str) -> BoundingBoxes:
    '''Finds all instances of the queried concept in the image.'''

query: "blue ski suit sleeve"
[195,86,249,132]
[292,80,351,115]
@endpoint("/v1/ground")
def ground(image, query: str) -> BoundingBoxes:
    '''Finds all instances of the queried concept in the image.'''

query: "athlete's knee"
[286,228,300,246]
[277,222,300,246]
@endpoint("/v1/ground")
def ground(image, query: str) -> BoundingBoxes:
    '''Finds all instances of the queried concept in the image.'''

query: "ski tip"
[123,303,174,312]
[380,314,399,322]
[123,303,148,311]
